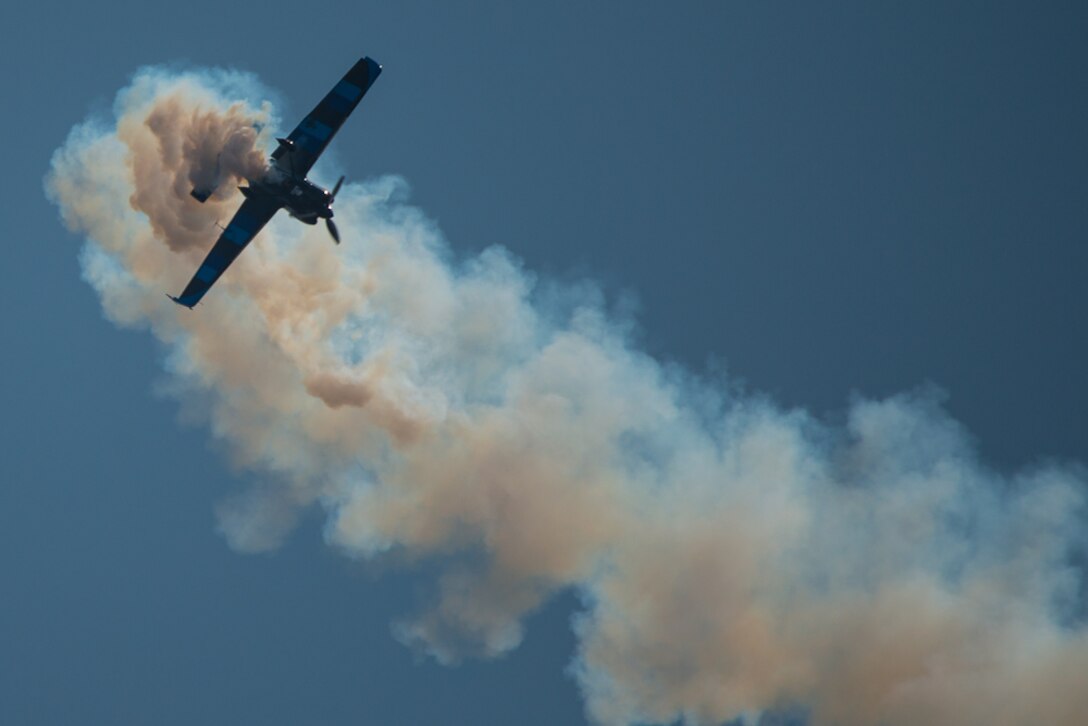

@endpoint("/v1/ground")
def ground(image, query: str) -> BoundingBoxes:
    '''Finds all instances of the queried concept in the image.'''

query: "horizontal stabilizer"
[271,137,296,159]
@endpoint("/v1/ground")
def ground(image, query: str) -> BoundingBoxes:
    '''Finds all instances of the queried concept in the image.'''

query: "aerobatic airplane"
[169,56,382,308]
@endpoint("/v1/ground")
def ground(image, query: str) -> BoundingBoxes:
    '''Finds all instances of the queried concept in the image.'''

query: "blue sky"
[3,2,1087,724]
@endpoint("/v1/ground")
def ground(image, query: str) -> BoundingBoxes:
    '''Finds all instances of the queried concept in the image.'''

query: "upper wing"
[169,195,282,308]
[272,57,383,178]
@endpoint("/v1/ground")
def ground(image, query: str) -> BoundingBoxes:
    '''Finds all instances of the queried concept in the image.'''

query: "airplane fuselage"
[242,169,332,225]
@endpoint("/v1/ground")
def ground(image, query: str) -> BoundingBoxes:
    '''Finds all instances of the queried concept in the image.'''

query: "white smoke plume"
[46,66,1088,725]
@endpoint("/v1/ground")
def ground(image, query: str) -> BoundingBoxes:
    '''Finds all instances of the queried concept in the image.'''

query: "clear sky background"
[2,2,1086,724]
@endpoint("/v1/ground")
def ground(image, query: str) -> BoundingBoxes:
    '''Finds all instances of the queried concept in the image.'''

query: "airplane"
[169,56,383,308]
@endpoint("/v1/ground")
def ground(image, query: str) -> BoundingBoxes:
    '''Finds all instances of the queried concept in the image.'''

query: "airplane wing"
[169,195,282,308]
[272,57,383,178]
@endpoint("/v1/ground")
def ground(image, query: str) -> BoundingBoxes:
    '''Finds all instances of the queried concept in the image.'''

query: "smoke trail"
[46,66,1088,725]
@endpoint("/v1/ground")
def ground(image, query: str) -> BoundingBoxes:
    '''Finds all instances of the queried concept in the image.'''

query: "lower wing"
[169,195,282,308]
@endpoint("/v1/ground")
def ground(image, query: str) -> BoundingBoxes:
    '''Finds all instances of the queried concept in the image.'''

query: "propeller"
[325,175,345,244]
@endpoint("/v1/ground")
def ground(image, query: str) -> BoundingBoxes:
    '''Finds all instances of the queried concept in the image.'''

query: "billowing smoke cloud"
[46,67,1088,725]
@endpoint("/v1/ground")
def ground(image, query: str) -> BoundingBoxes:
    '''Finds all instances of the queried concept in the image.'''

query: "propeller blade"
[326,218,341,244]
[330,175,345,201]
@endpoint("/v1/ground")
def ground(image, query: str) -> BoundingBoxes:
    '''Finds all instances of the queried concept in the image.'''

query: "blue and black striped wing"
[272,57,382,178]
[170,195,282,308]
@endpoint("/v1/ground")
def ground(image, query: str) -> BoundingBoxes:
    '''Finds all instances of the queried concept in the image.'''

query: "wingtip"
[363,56,383,77]
[166,293,195,309]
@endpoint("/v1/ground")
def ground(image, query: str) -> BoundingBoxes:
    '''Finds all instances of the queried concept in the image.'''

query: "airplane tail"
[190,152,222,203]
